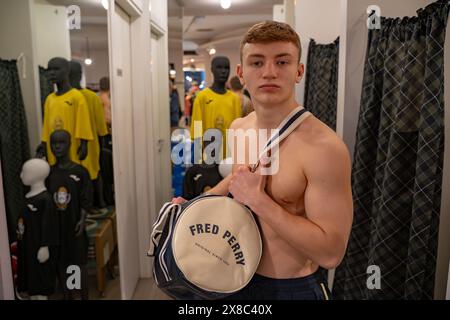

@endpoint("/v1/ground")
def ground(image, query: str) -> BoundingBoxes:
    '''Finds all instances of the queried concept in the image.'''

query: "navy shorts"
[225,269,331,300]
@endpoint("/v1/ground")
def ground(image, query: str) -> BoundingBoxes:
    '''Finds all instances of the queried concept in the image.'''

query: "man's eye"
[252,61,263,67]
[277,60,289,65]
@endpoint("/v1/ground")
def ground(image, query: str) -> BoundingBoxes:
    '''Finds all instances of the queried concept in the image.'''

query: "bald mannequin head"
[69,60,83,89]
[47,57,70,85]
[20,159,50,187]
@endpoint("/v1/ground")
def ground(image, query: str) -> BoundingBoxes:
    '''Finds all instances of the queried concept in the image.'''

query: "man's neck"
[254,99,299,130]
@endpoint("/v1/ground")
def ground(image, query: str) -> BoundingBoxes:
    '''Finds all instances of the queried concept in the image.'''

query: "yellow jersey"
[190,88,242,158]
[80,88,109,180]
[41,88,94,173]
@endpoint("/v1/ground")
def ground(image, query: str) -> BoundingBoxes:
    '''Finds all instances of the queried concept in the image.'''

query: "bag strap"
[227,107,310,199]
[251,106,310,172]
[147,203,180,257]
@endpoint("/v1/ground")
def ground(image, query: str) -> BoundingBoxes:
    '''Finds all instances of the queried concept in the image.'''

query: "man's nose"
[262,62,277,79]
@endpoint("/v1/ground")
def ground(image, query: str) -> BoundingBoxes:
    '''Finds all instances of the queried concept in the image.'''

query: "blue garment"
[170,90,181,127]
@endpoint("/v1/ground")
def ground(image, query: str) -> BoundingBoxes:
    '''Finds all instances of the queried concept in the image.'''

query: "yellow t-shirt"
[41,88,94,172]
[80,88,109,180]
[190,88,242,158]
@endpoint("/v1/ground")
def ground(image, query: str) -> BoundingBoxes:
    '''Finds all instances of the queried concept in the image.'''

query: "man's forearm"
[207,174,231,196]
[250,193,346,269]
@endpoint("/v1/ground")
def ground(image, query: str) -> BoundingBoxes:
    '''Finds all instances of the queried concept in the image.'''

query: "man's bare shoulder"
[293,115,351,175]
[229,111,257,130]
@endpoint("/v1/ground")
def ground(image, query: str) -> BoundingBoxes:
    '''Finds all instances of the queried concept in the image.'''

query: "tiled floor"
[88,271,171,300]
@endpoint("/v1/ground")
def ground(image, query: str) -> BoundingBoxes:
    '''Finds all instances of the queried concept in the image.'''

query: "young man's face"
[237,41,304,107]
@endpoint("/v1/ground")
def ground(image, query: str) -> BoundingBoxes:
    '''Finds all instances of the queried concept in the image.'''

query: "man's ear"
[237,64,245,85]
[296,63,305,84]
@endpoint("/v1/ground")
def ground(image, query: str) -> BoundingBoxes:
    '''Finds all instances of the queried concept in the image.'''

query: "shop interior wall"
[33,0,71,68]
[0,157,14,300]
[0,0,42,153]
[294,0,341,113]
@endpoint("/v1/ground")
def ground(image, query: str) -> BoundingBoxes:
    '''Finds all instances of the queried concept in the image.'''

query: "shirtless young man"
[173,21,353,300]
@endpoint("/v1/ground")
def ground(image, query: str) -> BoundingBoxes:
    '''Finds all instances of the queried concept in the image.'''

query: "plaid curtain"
[304,37,339,130]
[0,59,30,242]
[333,1,449,300]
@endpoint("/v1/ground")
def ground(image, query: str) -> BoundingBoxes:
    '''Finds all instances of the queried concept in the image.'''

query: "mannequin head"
[50,129,71,161]
[211,56,230,86]
[69,60,83,89]
[47,57,70,85]
[20,159,50,187]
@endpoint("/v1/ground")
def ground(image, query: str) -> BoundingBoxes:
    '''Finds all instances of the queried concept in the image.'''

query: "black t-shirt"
[47,163,93,265]
[16,191,58,296]
[183,164,223,200]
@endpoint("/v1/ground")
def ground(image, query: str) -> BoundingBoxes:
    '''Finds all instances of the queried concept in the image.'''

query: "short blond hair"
[240,21,302,63]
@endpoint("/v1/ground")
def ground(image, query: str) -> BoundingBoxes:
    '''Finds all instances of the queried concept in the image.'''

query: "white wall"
[33,1,71,68]
[82,49,110,88]
[0,0,42,153]
[0,156,14,300]
[294,0,341,109]
[151,0,168,32]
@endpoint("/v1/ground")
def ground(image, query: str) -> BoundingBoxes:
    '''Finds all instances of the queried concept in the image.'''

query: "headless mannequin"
[210,56,231,94]
[19,159,54,300]
[50,130,90,300]
[69,61,108,210]
[36,57,88,160]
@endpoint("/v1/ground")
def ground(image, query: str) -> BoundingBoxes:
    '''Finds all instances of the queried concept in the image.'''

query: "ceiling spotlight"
[190,58,195,63]
[209,48,216,55]
[220,0,231,10]
[101,0,109,10]
[84,58,92,65]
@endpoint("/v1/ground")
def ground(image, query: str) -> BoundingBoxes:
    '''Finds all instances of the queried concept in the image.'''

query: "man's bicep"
[304,146,353,239]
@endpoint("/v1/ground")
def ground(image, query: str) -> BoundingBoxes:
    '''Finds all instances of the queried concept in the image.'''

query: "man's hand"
[229,166,267,209]
[172,197,187,204]
[78,140,88,161]
[74,219,85,237]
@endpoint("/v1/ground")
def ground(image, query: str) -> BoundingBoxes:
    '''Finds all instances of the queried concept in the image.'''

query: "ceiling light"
[101,0,109,10]
[169,70,176,76]
[209,48,216,55]
[84,58,92,65]
[190,58,195,63]
[220,0,231,10]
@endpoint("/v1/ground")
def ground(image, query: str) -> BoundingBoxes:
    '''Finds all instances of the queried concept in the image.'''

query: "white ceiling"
[41,0,283,65]
[168,0,283,67]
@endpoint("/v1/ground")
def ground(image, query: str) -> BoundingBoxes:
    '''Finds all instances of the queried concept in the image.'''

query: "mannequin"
[47,129,93,300]
[183,141,223,200]
[17,159,58,300]
[36,57,93,171]
[69,61,109,210]
[190,56,242,160]
[210,56,231,94]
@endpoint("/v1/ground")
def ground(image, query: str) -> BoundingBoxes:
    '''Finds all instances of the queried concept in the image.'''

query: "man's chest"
[238,137,307,213]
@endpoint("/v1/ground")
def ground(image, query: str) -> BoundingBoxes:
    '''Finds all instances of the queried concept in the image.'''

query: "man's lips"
[259,84,280,89]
